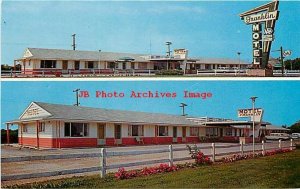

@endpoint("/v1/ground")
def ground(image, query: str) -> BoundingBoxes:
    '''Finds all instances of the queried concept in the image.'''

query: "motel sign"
[240,0,279,69]
[238,108,264,122]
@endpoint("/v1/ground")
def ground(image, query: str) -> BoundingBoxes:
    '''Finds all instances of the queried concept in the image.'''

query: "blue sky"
[1,1,300,65]
[2,80,300,129]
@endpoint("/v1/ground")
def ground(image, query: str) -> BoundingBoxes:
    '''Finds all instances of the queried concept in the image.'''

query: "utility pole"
[166,42,172,70]
[98,50,101,74]
[72,34,76,50]
[73,89,80,106]
[237,52,241,70]
[250,96,257,157]
[179,103,187,116]
[280,46,284,76]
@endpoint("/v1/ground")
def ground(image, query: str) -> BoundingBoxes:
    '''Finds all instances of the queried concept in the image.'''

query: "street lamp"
[179,103,187,116]
[73,89,80,106]
[250,96,257,156]
[98,50,101,75]
[237,52,241,70]
[166,42,172,70]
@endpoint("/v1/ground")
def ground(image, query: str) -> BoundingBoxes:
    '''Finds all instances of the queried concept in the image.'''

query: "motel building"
[5,102,271,149]
[14,48,250,76]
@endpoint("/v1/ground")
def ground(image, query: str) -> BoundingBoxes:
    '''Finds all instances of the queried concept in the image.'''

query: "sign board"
[240,0,279,69]
[174,49,188,59]
[263,34,274,42]
[244,11,278,24]
[283,50,292,57]
[238,108,264,122]
[20,103,51,120]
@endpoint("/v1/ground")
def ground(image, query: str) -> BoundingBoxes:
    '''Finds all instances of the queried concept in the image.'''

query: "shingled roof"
[14,102,199,126]
[18,48,250,65]
[21,48,149,62]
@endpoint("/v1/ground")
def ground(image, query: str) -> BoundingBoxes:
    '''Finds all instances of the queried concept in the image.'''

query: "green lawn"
[10,150,300,188]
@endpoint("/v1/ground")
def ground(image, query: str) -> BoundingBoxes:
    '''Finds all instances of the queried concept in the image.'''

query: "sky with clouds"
[1,1,300,65]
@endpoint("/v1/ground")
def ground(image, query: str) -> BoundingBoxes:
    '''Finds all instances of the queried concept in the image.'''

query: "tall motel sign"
[240,0,279,69]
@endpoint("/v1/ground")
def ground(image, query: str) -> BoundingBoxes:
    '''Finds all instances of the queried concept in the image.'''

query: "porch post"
[6,123,10,144]
[58,121,61,149]
[20,123,23,146]
[36,121,39,149]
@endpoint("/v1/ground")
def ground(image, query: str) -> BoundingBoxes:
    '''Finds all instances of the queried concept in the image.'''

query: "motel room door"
[75,61,80,71]
[97,124,106,145]
[62,61,68,70]
[173,127,177,143]
[114,124,122,145]
[182,127,186,142]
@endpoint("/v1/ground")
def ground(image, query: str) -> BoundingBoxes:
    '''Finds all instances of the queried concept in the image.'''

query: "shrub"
[115,164,178,180]
[155,69,184,75]
[194,151,212,165]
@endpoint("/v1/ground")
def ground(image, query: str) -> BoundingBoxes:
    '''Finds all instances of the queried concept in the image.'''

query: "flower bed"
[222,149,292,163]
[115,147,292,180]
[115,164,178,180]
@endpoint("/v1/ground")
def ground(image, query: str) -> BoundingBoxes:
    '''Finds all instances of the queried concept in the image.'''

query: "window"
[85,61,94,69]
[195,64,201,70]
[40,60,56,68]
[108,62,115,69]
[114,124,121,139]
[206,128,218,137]
[190,127,199,136]
[64,122,88,137]
[38,122,45,133]
[22,125,28,133]
[128,125,144,136]
[138,63,147,69]
[225,128,232,136]
[159,126,168,136]
[131,62,135,69]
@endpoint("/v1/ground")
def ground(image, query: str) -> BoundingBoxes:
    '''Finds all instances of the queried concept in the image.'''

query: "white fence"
[1,140,295,181]
[1,69,157,78]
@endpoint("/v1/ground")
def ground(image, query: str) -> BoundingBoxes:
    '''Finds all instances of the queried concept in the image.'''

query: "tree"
[1,129,19,143]
[288,120,300,133]
[285,58,300,70]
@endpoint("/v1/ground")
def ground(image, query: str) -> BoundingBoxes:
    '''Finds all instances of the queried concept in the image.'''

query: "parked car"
[265,133,290,140]
[291,133,300,139]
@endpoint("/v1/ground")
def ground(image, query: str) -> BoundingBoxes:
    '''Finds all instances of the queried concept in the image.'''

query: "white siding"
[147,62,154,69]
[168,126,173,137]
[80,61,85,69]
[19,122,37,138]
[144,124,154,137]
[56,60,62,69]
[177,126,182,137]
[199,127,206,136]
[121,124,128,137]
[105,123,114,137]
[186,127,190,137]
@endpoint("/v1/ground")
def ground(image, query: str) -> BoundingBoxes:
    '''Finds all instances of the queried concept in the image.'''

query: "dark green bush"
[155,69,184,75]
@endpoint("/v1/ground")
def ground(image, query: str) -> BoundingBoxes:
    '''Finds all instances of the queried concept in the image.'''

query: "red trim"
[186,136,200,143]
[36,121,39,148]
[105,138,115,146]
[19,137,97,148]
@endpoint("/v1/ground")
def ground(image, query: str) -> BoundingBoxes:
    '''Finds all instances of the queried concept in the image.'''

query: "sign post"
[240,0,279,76]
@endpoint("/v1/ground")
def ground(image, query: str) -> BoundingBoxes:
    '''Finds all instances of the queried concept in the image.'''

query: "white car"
[266,133,290,140]
[291,133,300,139]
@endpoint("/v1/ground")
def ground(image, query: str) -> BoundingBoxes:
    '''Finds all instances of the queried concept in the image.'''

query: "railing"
[196,69,248,76]
[1,69,158,78]
[1,139,295,181]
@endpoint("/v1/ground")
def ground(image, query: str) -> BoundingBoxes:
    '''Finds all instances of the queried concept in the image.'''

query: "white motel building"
[5,102,274,148]
[14,48,250,75]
